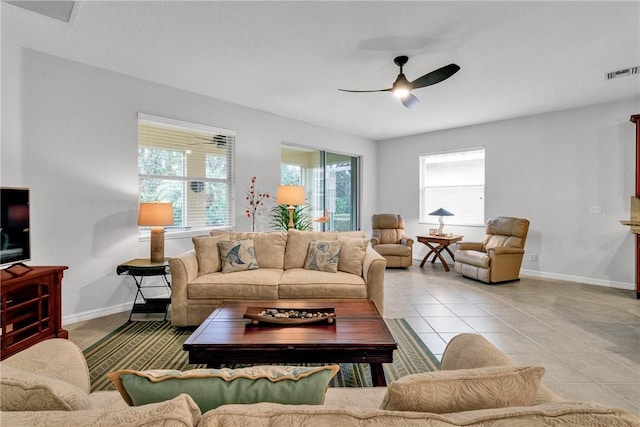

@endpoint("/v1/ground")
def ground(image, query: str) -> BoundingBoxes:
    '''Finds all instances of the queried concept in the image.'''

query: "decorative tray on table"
[243,307,336,325]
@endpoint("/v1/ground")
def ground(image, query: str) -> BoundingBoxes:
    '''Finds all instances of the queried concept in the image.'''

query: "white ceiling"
[2,1,639,140]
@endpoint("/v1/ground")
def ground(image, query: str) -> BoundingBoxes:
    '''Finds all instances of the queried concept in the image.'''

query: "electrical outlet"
[590,205,602,215]
[529,254,538,262]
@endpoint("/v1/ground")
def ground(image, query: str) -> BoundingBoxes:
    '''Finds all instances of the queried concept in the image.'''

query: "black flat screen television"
[1,187,31,266]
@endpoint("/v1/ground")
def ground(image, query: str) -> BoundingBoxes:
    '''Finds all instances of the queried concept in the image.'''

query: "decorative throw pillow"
[1,394,202,426]
[217,239,260,273]
[251,231,288,269]
[337,237,368,276]
[193,234,229,275]
[380,365,545,413]
[304,240,341,273]
[108,365,340,412]
[284,230,340,270]
[0,364,91,411]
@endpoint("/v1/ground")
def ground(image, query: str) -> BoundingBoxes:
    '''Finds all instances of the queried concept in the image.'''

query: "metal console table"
[116,258,171,321]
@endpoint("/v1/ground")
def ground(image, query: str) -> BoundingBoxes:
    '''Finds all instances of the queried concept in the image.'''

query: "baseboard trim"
[62,303,130,326]
[65,269,633,325]
[520,269,634,291]
[414,257,634,291]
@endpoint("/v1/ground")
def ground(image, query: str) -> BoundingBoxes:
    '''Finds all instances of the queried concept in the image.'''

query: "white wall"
[1,44,378,323]
[378,97,640,290]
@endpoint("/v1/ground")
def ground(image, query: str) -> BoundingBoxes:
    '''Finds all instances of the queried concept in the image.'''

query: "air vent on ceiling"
[606,67,639,80]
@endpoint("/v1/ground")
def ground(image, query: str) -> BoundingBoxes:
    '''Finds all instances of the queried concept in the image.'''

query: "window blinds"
[138,113,236,231]
[419,148,485,226]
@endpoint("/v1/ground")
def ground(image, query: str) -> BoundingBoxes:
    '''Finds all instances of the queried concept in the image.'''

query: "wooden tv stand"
[0,266,68,360]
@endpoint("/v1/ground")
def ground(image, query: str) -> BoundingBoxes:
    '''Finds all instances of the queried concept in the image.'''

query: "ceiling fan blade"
[409,63,460,90]
[190,135,230,147]
[401,93,420,109]
[338,88,392,93]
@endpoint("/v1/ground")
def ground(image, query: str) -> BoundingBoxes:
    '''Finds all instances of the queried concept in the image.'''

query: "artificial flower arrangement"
[245,176,270,231]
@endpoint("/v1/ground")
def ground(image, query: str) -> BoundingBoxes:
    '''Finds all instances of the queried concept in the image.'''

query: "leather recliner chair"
[454,216,529,283]
[370,214,413,268]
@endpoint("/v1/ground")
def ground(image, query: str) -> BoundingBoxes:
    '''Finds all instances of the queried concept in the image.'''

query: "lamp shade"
[138,202,174,226]
[428,208,454,217]
[276,185,305,206]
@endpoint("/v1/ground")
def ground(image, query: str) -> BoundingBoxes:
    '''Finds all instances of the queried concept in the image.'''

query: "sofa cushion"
[372,243,412,257]
[279,268,365,286]
[219,231,287,269]
[380,365,545,413]
[251,231,287,268]
[324,387,388,408]
[197,401,640,427]
[1,337,91,393]
[188,269,281,299]
[338,231,368,238]
[218,239,260,273]
[375,228,405,244]
[338,237,368,276]
[284,230,366,270]
[193,234,229,275]
[304,240,341,272]
[87,389,130,409]
[0,394,201,427]
[482,217,528,252]
[279,268,367,299]
[0,364,91,411]
[108,365,339,412]
[284,230,339,269]
[454,250,490,268]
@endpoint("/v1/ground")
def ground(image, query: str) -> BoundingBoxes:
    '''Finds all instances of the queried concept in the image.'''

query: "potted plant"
[270,204,312,231]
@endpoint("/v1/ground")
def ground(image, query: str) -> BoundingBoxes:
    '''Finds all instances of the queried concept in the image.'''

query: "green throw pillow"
[108,365,339,412]
[304,240,341,273]
[217,239,259,273]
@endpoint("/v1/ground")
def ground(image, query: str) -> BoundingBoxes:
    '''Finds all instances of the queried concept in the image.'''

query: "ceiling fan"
[339,56,460,109]
[189,134,231,148]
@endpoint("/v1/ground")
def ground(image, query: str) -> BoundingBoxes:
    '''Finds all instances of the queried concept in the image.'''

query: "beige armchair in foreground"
[454,216,529,283]
[370,214,413,268]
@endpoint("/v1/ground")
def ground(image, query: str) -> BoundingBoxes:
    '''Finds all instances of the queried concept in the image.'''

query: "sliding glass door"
[281,144,359,231]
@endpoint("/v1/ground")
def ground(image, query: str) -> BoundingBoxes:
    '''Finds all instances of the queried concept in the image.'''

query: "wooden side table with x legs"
[417,235,463,271]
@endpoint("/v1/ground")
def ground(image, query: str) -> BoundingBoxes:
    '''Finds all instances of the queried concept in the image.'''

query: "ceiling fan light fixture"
[393,88,410,98]
[392,73,411,98]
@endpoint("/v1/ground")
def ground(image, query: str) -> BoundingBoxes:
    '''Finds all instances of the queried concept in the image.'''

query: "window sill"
[138,227,233,242]
[418,222,485,227]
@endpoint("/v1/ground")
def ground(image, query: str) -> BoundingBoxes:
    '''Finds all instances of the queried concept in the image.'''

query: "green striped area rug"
[83,318,440,392]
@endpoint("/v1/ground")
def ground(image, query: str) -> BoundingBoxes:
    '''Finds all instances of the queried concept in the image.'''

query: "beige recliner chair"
[454,216,529,283]
[370,214,413,268]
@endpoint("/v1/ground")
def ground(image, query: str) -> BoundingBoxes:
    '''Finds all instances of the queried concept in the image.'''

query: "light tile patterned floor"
[383,263,640,416]
[66,262,640,416]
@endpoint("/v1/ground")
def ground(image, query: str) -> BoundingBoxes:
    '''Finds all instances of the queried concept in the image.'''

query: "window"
[280,163,302,185]
[138,113,235,236]
[281,144,359,231]
[419,147,485,226]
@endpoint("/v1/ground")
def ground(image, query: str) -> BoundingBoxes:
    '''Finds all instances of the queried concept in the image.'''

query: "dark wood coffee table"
[183,299,397,386]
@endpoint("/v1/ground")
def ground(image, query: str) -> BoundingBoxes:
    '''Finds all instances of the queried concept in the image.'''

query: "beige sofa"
[169,229,387,326]
[2,335,638,426]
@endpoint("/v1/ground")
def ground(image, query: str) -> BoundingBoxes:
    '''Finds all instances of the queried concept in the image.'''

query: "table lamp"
[429,208,454,236]
[138,202,174,262]
[276,185,305,229]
